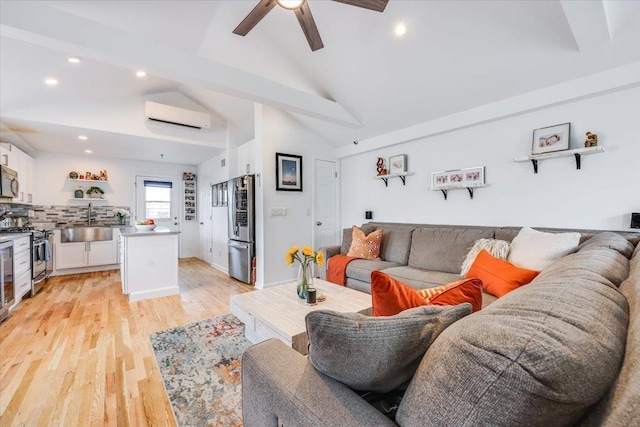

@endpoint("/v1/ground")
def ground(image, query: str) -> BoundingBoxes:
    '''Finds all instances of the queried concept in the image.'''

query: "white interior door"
[135,175,181,232]
[199,181,213,264]
[314,160,338,250]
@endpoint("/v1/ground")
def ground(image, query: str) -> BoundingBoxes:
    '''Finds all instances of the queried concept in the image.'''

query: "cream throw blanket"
[460,238,511,277]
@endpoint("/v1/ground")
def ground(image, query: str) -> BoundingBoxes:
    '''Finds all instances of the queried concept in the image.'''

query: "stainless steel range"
[32,229,54,295]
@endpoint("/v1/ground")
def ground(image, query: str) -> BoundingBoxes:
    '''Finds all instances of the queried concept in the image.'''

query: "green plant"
[86,186,104,195]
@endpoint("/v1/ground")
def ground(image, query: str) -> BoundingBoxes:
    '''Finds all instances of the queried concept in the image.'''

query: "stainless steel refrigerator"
[228,174,255,284]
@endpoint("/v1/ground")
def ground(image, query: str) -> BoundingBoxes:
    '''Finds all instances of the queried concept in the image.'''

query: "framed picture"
[276,152,303,191]
[388,154,407,174]
[462,166,485,185]
[532,123,570,155]
[431,170,450,189]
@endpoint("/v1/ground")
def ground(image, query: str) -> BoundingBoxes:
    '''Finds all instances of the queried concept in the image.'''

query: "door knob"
[316,221,322,226]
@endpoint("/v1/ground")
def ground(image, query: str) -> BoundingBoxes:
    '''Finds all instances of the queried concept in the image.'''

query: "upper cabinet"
[1,143,35,204]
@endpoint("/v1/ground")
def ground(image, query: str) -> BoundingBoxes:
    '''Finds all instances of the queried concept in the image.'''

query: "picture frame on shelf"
[431,170,450,189]
[462,166,485,185]
[431,166,485,189]
[276,152,303,191]
[532,123,570,155]
[388,154,407,174]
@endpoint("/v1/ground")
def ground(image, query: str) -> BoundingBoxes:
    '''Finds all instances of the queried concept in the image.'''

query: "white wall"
[256,105,336,287]
[340,87,640,231]
[197,151,230,271]
[33,152,199,256]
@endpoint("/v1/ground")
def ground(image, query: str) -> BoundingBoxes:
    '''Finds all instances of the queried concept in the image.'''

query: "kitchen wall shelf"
[68,178,109,183]
[69,198,109,201]
[429,183,487,200]
[514,146,604,173]
[373,172,414,187]
[183,176,197,221]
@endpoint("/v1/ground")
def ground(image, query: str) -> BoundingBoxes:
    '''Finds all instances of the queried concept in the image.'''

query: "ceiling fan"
[233,0,389,52]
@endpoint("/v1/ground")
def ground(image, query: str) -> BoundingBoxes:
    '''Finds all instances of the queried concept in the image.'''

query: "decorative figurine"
[585,131,598,147]
[376,157,387,176]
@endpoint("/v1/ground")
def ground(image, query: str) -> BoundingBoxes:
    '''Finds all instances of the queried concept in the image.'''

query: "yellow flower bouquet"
[286,245,324,299]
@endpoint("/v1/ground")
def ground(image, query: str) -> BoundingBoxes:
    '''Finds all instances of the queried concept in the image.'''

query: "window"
[144,180,172,219]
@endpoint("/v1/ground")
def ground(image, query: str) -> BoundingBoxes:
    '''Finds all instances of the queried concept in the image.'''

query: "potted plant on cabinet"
[86,186,105,199]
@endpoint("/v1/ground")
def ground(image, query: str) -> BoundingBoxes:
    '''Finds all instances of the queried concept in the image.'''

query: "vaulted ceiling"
[1,1,639,165]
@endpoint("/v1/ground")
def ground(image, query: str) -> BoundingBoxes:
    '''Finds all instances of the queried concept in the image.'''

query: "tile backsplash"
[1,204,131,229]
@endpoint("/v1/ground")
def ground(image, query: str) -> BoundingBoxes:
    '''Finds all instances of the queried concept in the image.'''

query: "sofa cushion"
[507,226,580,271]
[579,242,640,426]
[340,224,377,254]
[408,227,494,273]
[378,227,414,264]
[460,238,510,277]
[466,249,540,298]
[347,226,383,260]
[345,259,403,283]
[305,304,472,393]
[370,271,482,316]
[577,231,635,259]
[382,266,462,290]
[397,246,630,427]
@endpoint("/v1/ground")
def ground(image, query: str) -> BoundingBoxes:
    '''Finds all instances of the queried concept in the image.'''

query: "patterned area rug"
[149,314,252,427]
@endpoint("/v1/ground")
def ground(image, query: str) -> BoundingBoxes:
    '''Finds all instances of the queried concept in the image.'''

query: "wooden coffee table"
[230,278,372,355]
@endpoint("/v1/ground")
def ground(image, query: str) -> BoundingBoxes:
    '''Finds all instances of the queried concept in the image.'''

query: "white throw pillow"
[507,227,580,271]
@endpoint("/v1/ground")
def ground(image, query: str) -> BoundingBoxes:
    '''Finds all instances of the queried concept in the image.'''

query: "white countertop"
[0,232,32,242]
[120,226,181,237]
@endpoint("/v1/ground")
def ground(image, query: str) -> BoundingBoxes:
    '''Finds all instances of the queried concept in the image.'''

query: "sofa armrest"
[317,245,341,280]
[242,339,398,427]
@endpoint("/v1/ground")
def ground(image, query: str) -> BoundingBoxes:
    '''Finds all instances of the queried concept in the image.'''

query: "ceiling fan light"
[277,0,304,10]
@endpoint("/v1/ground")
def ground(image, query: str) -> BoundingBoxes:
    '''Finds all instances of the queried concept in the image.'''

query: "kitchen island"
[119,227,181,302]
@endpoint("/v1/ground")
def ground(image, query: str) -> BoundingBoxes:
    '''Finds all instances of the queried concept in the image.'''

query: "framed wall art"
[431,170,450,189]
[389,154,407,174]
[532,123,570,155]
[276,152,303,191]
[431,166,485,189]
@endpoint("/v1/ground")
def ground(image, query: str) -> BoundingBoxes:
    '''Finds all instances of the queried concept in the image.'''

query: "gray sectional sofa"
[242,223,640,426]
[318,222,640,307]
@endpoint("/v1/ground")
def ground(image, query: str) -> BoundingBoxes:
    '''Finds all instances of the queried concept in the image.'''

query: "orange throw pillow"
[371,271,482,316]
[465,249,540,298]
[347,226,383,260]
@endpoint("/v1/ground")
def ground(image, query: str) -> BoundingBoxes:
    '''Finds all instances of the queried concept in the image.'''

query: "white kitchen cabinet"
[55,240,117,270]
[13,236,32,303]
[120,230,180,301]
[87,241,117,265]
[55,242,88,269]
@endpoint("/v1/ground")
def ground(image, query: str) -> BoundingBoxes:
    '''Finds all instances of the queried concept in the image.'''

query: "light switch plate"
[270,207,287,217]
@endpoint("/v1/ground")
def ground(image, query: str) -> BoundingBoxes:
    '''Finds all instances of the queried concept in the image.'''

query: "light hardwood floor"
[0,258,252,427]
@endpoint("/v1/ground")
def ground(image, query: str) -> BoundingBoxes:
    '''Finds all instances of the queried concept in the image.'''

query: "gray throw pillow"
[305,304,472,393]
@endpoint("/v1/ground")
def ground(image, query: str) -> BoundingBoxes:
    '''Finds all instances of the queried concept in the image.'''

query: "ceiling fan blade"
[294,1,324,51]
[233,0,278,36]
[333,0,388,12]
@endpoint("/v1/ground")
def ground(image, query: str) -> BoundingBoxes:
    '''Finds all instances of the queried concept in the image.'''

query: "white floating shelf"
[514,146,604,173]
[429,183,487,200]
[68,178,109,183]
[373,172,414,187]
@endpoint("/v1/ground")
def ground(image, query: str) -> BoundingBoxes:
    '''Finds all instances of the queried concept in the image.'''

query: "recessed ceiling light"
[68,56,81,63]
[395,23,407,37]
[44,78,59,86]
[84,149,93,154]
[78,135,88,140]
[136,70,147,78]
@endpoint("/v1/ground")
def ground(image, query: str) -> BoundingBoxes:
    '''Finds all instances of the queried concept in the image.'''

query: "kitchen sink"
[60,226,114,243]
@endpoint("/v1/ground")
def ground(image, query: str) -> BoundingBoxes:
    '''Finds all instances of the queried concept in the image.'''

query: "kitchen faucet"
[88,202,93,226]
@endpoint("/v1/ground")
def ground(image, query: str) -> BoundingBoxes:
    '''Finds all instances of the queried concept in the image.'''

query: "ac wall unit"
[145,101,211,130]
